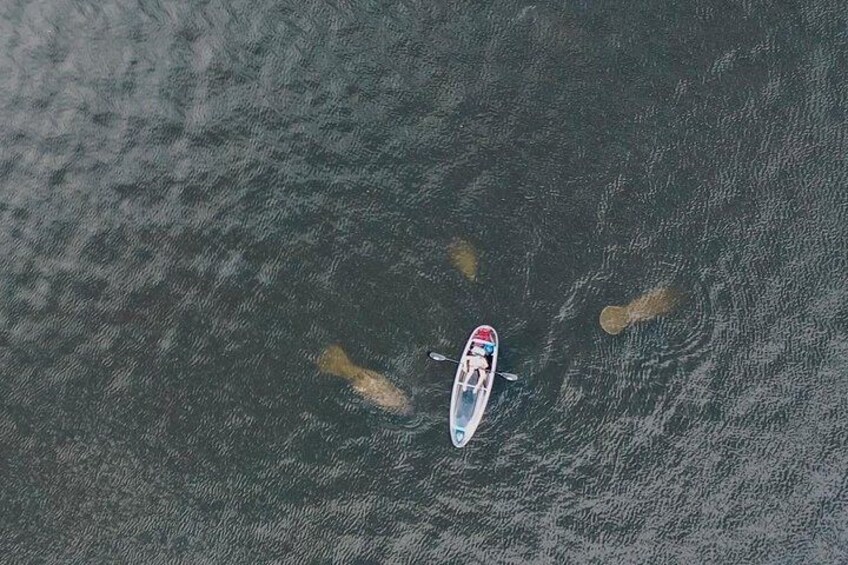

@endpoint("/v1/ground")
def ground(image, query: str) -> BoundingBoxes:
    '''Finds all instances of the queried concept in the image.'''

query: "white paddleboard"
[449,325,498,447]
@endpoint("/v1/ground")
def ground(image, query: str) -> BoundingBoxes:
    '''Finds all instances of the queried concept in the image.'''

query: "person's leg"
[461,360,473,388]
[473,368,486,391]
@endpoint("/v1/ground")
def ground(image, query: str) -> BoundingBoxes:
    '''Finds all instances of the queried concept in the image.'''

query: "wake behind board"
[449,325,498,447]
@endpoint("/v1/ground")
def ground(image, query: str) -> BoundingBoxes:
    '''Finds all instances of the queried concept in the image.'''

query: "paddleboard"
[449,325,498,447]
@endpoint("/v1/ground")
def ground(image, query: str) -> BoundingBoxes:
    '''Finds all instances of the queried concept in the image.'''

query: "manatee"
[448,238,479,282]
[600,287,683,335]
[316,345,411,415]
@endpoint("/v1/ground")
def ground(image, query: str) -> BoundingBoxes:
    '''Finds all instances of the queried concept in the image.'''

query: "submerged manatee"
[600,287,683,335]
[316,345,411,415]
[448,238,479,282]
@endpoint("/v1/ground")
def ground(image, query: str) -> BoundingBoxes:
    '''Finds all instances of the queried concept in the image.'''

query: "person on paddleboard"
[462,344,494,390]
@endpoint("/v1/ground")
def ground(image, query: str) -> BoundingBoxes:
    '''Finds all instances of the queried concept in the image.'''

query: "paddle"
[427,351,519,381]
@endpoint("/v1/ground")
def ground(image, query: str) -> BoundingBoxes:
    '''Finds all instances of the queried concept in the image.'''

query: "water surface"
[2,0,847,562]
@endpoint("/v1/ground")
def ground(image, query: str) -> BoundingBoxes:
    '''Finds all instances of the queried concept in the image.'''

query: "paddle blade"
[498,372,519,382]
[427,351,448,362]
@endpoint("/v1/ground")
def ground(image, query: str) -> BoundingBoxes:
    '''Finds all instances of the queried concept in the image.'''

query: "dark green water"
[2,0,847,562]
